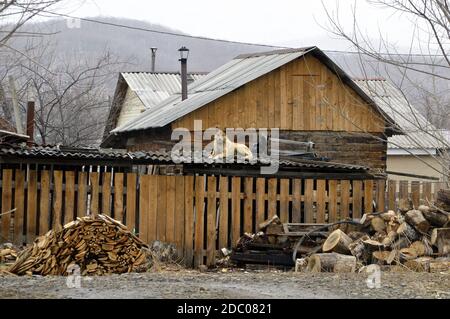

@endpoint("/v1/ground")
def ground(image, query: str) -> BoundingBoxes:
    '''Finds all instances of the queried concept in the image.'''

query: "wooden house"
[103,47,399,172]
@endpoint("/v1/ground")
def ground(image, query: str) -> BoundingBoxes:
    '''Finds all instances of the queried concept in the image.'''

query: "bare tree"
[322,0,450,181]
[9,38,125,146]
[0,0,63,45]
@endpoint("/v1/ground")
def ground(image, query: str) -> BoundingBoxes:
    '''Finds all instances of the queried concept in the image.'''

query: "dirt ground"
[0,268,449,299]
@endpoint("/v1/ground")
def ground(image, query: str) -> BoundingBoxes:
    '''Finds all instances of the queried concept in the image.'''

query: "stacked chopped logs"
[231,204,450,273]
[9,215,149,276]
[304,205,450,273]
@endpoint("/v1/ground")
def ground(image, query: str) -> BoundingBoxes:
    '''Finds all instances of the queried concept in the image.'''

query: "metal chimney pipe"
[178,46,189,101]
[26,101,35,146]
[150,47,157,72]
[180,59,188,101]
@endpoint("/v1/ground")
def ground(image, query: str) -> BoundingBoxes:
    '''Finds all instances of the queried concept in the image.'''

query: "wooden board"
[352,180,362,218]
[64,171,75,225]
[139,175,150,243]
[102,172,112,216]
[147,175,158,243]
[364,180,374,214]
[1,170,12,242]
[206,176,217,267]
[165,176,176,243]
[255,178,266,228]
[90,172,100,217]
[422,182,432,204]
[292,179,302,223]
[194,175,205,267]
[243,177,253,233]
[316,179,326,223]
[219,176,229,249]
[279,179,290,223]
[268,178,278,217]
[388,180,397,211]
[411,181,420,208]
[39,170,51,235]
[184,176,195,267]
[231,177,241,248]
[52,171,63,231]
[376,180,386,212]
[340,180,350,220]
[13,170,25,245]
[77,172,88,218]
[114,173,124,223]
[174,176,185,256]
[27,170,37,242]
[328,180,338,223]
[304,179,314,223]
[126,173,137,231]
[157,175,167,242]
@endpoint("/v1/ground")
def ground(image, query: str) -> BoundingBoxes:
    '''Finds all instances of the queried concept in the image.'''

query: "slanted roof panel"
[112,47,317,133]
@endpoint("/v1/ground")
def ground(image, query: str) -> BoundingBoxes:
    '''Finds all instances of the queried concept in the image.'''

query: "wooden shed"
[103,47,399,172]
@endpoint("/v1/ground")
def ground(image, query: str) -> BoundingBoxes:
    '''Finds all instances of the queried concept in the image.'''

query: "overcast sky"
[48,0,425,52]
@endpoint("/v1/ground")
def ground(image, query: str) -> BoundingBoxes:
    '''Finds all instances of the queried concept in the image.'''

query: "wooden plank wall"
[0,169,446,268]
[173,55,386,133]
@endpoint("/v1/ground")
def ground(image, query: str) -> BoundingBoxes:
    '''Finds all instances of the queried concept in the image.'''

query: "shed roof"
[354,79,449,150]
[112,47,398,134]
[0,144,369,173]
[121,72,206,109]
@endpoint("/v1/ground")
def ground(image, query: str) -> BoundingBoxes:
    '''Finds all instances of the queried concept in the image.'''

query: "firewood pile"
[8,215,150,276]
[231,204,450,273]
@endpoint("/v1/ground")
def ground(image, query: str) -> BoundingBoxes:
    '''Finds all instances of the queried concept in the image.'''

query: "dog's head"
[214,130,225,145]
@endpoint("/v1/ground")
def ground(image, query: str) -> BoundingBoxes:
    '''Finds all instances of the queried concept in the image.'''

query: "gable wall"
[116,89,146,128]
[172,55,386,133]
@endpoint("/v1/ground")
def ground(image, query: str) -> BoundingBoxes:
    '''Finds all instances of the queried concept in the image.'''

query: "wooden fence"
[0,169,445,267]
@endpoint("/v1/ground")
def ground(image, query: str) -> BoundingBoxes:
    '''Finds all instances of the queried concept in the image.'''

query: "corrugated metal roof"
[354,79,449,150]
[121,72,206,110]
[111,47,315,133]
[0,145,368,171]
[112,47,396,134]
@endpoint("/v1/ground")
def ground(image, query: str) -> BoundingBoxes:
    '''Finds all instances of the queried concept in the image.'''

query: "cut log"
[405,210,430,233]
[397,222,420,242]
[322,229,352,255]
[422,210,449,228]
[429,258,450,273]
[371,217,387,233]
[295,258,308,273]
[404,257,434,272]
[382,231,398,247]
[392,237,410,250]
[431,228,450,256]
[386,220,400,234]
[372,251,391,265]
[380,210,397,222]
[436,189,450,211]
[399,248,418,262]
[306,253,356,273]
[348,235,370,262]
[347,231,368,241]
[410,240,433,257]
[399,198,413,213]
[258,215,281,231]
[265,224,284,235]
